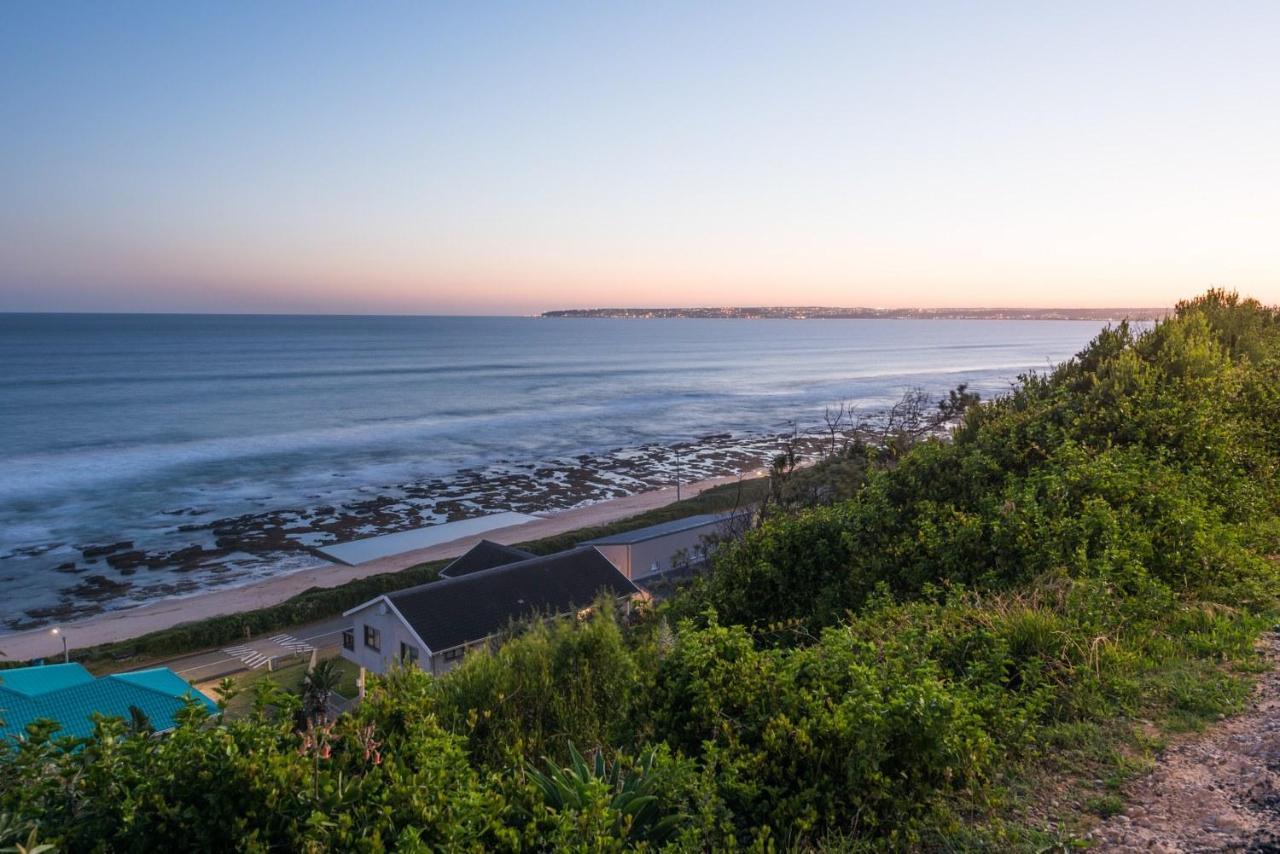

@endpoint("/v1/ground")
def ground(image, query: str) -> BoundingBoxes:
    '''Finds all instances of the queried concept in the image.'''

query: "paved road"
[154,616,352,683]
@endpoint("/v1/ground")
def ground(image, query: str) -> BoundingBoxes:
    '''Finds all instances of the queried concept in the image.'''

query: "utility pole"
[674,444,682,501]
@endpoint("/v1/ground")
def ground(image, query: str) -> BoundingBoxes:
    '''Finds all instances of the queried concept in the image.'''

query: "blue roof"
[581,513,735,546]
[0,663,216,741]
[0,662,95,696]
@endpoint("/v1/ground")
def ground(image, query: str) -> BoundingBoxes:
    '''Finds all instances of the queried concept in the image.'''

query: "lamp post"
[674,445,682,502]
[50,627,68,663]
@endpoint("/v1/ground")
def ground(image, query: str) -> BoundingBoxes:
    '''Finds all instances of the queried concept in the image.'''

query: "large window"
[363,624,381,652]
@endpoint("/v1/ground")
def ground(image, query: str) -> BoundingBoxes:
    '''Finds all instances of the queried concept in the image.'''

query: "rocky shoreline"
[8,429,827,631]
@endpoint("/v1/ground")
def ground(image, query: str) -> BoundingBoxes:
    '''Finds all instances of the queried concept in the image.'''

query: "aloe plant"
[525,744,685,844]
[0,812,56,854]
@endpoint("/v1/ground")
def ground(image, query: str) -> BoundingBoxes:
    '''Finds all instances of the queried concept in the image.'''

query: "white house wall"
[341,601,433,675]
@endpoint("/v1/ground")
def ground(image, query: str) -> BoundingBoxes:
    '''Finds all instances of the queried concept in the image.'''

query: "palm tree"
[126,705,153,736]
[301,658,342,724]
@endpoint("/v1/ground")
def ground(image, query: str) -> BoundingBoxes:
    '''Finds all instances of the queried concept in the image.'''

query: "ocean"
[0,313,1110,629]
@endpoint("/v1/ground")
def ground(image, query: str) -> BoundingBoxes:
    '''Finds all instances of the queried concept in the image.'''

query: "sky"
[1,1,1277,314]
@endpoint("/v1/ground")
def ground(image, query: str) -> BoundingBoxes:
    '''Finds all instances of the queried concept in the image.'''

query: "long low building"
[580,512,738,580]
[341,545,640,679]
[0,662,216,741]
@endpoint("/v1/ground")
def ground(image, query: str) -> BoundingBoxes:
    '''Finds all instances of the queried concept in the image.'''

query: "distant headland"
[541,306,1170,321]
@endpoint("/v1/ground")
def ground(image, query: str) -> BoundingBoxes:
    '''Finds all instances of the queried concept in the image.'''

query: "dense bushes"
[646,615,995,839]
[429,603,642,769]
[4,290,1280,849]
[693,292,1280,631]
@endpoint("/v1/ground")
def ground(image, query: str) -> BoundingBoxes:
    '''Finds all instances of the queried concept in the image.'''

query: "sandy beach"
[0,473,752,662]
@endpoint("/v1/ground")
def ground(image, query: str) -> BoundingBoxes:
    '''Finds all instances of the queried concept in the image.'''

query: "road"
[146,615,352,684]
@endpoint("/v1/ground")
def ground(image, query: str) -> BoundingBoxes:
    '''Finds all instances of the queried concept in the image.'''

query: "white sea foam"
[0,315,1110,624]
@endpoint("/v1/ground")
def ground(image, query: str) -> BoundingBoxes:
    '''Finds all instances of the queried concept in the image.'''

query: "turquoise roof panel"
[110,667,202,697]
[0,662,95,697]
[0,663,216,741]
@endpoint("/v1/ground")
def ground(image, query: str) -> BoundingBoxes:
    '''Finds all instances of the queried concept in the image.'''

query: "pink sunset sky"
[2,2,1277,314]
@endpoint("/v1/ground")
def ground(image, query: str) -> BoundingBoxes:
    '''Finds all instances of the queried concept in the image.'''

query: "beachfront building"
[340,546,640,681]
[0,662,217,741]
[580,512,738,581]
[438,539,535,578]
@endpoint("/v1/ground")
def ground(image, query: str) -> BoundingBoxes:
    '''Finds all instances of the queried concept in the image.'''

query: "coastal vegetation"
[3,290,1278,850]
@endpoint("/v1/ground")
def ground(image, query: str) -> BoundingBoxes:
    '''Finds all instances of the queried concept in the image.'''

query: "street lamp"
[50,627,68,663]
[674,445,682,501]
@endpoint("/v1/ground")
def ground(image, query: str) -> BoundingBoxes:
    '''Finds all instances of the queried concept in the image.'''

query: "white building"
[341,544,639,680]
[580,512,738,580]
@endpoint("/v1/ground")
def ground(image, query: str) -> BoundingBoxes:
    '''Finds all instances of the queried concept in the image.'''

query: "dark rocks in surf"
[24,428,831,631]
[80,541,133,560]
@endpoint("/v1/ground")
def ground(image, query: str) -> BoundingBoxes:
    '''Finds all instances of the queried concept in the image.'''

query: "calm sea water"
[0,314,1108,625]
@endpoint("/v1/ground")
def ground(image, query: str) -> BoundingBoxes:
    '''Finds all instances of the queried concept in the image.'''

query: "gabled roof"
[580,512,735,546]
[353,547,640,653]
[0,663,217,741]
[439,539,537,578]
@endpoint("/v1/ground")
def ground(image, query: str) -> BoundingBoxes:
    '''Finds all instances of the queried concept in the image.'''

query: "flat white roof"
[581,512,735,546]
[316,511,541,565]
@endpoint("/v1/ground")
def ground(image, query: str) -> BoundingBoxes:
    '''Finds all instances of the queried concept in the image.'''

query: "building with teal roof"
[0,662,216,741]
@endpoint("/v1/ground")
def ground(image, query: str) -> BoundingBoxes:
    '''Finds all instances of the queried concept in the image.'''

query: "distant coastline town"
[543,306,1170,321]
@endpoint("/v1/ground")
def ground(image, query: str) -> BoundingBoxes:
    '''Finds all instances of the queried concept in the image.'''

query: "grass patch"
[1084,793,1125,819]
[212,653,361,720]
[953,616,1275,849]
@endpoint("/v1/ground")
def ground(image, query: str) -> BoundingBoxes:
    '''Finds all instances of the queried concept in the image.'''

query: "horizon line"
[0,305,1175,319]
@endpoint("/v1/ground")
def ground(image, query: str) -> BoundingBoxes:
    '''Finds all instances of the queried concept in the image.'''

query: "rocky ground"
[1089,631,1280,852]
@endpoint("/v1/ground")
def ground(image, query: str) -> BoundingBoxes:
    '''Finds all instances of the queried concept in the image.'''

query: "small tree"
[126,706,153,737]
[301,659,342,725]
[935,382,980,427]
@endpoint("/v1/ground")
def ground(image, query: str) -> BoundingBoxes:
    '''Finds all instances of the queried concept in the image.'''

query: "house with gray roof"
[438,539,536,578]
[341,546,640,680]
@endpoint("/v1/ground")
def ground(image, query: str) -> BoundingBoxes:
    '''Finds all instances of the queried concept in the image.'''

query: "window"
[399,642,419,664]
[342,629,354,651]
[363,624,380,652]
[442,646,465,662]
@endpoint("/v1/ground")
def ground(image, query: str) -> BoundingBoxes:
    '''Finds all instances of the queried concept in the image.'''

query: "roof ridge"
[104,669,202,702]
[475,538,530,549]
[581,511,737,545]
[394,545,598,598]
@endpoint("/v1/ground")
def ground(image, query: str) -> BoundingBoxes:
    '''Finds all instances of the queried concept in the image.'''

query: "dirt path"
[1090,631,1280,852]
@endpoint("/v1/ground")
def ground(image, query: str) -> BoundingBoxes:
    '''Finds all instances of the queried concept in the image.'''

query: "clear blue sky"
[2,1,1277,313]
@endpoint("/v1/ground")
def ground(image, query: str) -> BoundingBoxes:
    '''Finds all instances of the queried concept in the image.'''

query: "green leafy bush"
[5,290,1280,849]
